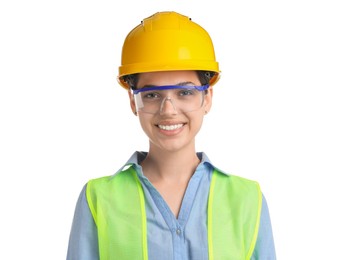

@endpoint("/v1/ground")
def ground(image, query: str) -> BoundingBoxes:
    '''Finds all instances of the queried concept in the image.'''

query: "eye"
[143,92,161,100]
[178,89,197,96]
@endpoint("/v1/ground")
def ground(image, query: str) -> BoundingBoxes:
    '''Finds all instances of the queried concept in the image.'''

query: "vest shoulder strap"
[86,166,148,260]
[208,170,262,260]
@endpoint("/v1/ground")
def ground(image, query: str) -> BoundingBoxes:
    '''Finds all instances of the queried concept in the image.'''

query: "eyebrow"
[140,81,196,89]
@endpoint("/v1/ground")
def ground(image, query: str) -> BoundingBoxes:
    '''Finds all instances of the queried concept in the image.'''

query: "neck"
[141,144,200,184]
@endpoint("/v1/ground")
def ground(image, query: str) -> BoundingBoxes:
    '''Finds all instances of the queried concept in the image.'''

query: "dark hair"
[122,74,139,90]
[122,71,215,90]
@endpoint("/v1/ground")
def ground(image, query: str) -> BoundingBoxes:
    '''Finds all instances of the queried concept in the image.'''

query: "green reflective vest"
[86,166,262,260]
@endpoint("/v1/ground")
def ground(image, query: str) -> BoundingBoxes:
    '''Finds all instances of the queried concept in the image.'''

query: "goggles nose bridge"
[159,96,177,114]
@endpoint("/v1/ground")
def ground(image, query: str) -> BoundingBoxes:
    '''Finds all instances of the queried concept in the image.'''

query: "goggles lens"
[133,84,209,114]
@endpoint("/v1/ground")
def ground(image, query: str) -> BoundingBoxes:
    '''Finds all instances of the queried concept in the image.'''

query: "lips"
[157,123,184,131]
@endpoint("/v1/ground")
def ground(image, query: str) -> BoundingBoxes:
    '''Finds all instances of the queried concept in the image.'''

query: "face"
[128,70,213,153]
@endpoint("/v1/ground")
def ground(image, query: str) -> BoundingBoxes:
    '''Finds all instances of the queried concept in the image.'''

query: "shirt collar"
[116,151,229,176]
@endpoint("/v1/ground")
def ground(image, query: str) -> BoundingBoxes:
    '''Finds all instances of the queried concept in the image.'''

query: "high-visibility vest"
[86,166,262,260]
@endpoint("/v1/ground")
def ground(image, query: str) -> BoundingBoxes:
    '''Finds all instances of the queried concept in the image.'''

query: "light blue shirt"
[67,152,276,259]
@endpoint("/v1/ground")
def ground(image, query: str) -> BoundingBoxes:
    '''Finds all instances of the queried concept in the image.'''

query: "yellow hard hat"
[117,11,220,89]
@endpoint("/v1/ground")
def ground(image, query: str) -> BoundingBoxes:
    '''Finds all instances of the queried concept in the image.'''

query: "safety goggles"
[132,84,209,114]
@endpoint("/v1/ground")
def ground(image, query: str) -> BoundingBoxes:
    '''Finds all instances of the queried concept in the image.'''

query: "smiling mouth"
[157,124,184,131]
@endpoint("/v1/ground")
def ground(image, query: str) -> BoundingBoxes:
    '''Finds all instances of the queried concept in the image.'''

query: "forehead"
[137,70,200,87]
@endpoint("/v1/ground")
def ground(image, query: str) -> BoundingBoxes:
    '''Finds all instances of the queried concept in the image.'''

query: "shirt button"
[176,228,181,235]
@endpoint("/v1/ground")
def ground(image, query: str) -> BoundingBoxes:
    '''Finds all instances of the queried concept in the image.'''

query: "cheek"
[137,115,153,136]
[188,112,205,132]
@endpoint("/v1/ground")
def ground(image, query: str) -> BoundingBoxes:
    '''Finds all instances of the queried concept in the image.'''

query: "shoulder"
[213,169,261,193]
[87,168,132,190]
[86,167,139,202]
[87,175,114,187]
[211,170,263,216]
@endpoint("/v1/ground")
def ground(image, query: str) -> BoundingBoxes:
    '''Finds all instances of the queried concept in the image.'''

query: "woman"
[67,11,276,260]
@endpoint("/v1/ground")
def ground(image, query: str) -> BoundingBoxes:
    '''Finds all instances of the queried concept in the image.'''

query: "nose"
[159,97,178,115]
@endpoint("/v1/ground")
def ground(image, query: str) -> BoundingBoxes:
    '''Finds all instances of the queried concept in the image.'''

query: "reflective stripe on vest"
[86,166,262,260]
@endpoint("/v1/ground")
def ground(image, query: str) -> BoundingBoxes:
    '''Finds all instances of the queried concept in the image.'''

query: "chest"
[153,181,188,218]
[143,174,210,260]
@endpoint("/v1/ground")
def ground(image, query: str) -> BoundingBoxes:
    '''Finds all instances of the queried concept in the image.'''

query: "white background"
[1,0,338,259]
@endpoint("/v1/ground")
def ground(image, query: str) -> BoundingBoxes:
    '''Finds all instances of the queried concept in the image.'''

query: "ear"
[204,87,213,113]
[128,90,138,115]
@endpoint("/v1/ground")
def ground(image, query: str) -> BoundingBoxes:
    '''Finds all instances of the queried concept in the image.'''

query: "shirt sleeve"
[66,184,99,260]
[251,193,276,260]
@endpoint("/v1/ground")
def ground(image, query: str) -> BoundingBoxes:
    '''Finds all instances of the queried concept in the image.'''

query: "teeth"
[158,124,184,130]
